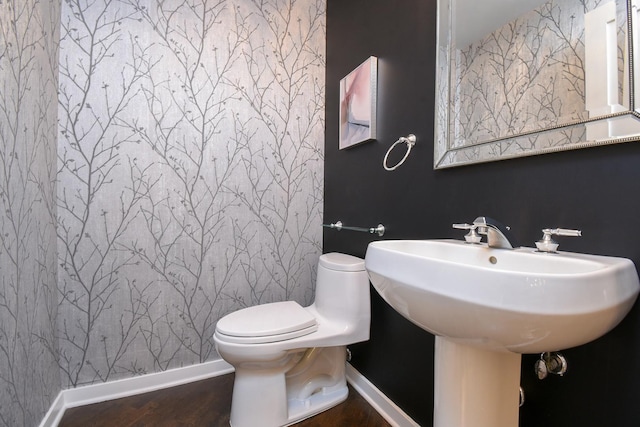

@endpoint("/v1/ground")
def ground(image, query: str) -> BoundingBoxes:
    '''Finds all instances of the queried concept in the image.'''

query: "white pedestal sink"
[365,239,640,427]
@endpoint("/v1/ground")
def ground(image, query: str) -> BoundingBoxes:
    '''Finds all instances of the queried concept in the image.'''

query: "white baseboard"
[346,363,420,427]
[38,359,234,427]
[39,359,418,427]
[39,392,66,427]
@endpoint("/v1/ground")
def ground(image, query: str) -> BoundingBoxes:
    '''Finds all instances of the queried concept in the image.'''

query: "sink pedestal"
[434,337,521,427]
[366,239,640,427]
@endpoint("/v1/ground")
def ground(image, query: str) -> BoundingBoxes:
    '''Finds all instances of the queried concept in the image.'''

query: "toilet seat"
[216,301,318,344]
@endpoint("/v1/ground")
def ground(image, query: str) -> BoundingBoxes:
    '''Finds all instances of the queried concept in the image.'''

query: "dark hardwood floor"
[59,373,392,426]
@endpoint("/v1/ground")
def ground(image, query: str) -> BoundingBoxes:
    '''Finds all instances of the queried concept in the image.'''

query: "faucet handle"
[452,223,473,229]
[452,223,482,244]
[535,228,582,253]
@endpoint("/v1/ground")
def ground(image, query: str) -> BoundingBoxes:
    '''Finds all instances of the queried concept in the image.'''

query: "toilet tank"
[313,253,370,334]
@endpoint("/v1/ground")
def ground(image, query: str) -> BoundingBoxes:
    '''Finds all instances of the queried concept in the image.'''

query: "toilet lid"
[216,301,318,344]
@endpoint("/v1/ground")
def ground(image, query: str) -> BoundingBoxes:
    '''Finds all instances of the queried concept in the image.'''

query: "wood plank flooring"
[59,373,392,427]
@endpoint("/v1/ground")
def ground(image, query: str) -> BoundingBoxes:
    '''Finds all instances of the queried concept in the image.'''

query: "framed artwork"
[339,56,377,149]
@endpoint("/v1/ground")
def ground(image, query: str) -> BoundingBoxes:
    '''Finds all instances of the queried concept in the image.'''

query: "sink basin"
[366,239,640,427]
[365,239,640,353]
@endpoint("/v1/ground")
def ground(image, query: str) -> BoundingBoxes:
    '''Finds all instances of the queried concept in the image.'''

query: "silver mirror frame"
[435,0,640,169]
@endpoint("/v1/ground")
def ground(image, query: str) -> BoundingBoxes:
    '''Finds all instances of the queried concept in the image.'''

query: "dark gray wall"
[324,0,640,426]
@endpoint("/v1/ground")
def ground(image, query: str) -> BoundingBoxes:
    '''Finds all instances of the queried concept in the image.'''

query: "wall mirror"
[435,0,640,169]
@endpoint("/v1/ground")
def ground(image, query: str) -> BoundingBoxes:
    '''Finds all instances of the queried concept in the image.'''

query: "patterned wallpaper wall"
[1,0,324,423]
[0,0,61,425]
[55,0,325,387]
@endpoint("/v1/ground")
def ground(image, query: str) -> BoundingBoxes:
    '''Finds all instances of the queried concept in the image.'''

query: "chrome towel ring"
[383,134,416,171]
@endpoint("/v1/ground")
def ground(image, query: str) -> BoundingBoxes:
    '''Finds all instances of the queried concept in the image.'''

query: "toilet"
[213,252,371,427]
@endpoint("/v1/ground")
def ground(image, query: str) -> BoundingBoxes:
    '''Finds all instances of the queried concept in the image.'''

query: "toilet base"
[230,385,347,427]
[283,384,348,426]
[228,346,349,427]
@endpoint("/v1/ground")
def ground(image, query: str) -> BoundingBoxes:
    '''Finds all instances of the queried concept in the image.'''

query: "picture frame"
[339,56,377,149]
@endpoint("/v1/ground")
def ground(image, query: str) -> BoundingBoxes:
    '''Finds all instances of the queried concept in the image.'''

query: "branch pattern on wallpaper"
[55,0,325,388]
[0,0,60,425]
[121,0,251,371]
[56,0,153,387]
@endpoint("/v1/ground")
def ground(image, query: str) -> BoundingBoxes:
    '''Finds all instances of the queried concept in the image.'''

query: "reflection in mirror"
[435,0,640,169]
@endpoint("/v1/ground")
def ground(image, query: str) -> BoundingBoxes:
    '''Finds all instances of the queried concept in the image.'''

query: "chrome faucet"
[472,216,516,249]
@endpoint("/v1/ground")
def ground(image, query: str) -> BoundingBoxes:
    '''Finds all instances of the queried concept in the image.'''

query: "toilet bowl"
[213,252,371,427]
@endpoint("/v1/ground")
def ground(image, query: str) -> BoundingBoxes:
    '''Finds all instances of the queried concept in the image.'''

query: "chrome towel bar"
[323,221,385,237]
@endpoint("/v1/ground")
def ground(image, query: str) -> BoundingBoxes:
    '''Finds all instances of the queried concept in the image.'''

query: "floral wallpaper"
[0,0,61,425]
[1,0,324,423]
